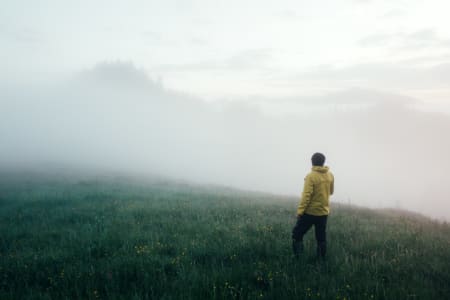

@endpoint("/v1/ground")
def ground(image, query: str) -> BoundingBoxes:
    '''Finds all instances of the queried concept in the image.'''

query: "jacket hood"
[312,166,329,173]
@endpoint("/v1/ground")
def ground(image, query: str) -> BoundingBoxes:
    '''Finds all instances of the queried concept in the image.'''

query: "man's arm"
[330,173,334,195]
[297,175,314,216]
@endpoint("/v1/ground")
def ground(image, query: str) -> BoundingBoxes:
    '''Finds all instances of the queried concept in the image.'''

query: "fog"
[1,62,449,220]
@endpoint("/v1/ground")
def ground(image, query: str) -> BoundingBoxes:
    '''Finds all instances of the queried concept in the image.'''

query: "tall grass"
[1,174,449,299]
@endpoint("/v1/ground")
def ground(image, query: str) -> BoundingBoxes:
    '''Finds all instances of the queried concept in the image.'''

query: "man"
[292,152,334,258]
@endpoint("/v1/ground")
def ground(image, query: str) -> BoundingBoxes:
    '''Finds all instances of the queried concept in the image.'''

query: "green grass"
[1,173,449,299]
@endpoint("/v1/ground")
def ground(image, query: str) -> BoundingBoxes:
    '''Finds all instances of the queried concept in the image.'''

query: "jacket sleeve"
[297,175,314,216]
[330,173,334,195]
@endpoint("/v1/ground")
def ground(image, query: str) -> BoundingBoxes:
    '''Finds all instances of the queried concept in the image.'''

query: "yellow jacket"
[297,166,334,216]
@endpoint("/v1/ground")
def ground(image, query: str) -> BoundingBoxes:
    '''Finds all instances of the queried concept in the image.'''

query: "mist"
[1,62,449,220]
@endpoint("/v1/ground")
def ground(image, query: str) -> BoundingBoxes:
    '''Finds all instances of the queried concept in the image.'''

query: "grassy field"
[1,172,449,299]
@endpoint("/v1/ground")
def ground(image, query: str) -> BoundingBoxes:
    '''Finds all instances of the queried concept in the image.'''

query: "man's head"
[311,152,326,166]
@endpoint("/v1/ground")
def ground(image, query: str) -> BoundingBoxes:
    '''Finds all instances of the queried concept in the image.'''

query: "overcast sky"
[2,0,450,108]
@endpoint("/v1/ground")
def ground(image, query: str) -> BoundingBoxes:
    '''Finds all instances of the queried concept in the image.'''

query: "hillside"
[0,173,449,299]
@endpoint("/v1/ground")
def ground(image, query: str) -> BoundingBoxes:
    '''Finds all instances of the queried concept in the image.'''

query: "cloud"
[351,0,374,3]
[246,87,419,118]
[154,48,273,72]
[408,29,438,41]
[275,10,299,20]
[358,28,444,50]
[302,88,416,106]
[75,61,163,92]
[225,48,273,69]
[142,30,163,41]
[358,33,394,47]
[380,9,405,19]
[291,61,450,91]
[398,53,450,65]
[1,27,45,44]
[141,32,210,48]
[189,37,208,45]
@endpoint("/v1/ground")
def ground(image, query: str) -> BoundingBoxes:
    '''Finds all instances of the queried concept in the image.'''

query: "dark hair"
[311,152,326,166]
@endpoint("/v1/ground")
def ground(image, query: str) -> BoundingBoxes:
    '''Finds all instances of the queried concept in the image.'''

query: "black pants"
[292,214,328,257]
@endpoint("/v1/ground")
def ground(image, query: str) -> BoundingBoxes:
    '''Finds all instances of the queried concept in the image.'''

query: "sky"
[2,0,450,106]
[1,1,450,220]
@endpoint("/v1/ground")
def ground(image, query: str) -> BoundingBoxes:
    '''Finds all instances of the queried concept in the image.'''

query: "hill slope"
[0,173,449,299]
